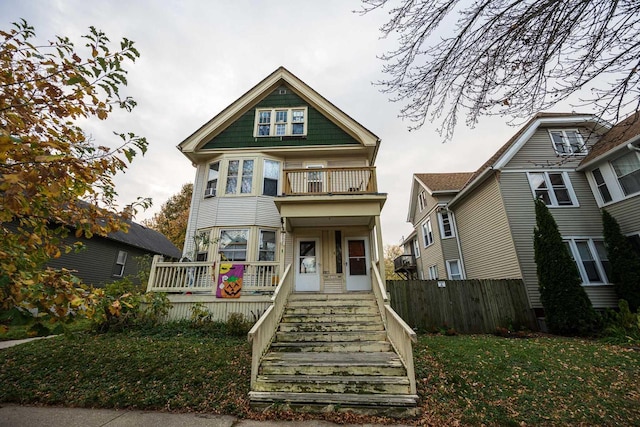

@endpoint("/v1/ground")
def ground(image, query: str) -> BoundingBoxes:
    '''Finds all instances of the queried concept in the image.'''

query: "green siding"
[202,88,360,149]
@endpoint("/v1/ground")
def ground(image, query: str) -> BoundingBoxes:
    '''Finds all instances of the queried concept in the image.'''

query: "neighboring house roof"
[578,111,640,169]
[415,172,473,194]
[177,66,381,163]
[449,112,609,207]
[107,221,181,259]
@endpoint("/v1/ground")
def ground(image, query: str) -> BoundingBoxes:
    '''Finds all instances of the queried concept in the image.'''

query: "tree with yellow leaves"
[0,19,150,331]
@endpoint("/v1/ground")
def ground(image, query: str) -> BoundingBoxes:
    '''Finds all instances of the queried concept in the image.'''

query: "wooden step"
[260,352,406,376]
[254,374,410,394]
[288,293,376,301]
[275,330,387,343]
[249,391,419,409]
[282,313,380,323]
[284,305,378,316]
[287,299,377,308]
[270,340,393,353]
[278,321,384,333]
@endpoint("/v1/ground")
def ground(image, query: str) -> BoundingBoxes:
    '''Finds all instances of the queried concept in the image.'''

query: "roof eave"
[576,133,640,171]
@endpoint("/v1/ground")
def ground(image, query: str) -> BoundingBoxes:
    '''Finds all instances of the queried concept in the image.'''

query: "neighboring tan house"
[146,67,418,411]
[47,220,181,287]
[397,112,640,315]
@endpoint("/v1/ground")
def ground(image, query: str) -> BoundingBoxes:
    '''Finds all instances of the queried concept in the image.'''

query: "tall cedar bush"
[533,199,600,335]
[602,209,640,312]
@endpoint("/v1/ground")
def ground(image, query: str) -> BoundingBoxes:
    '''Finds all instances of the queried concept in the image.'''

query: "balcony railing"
[393,255,417,272]
[283,167,377,196]
[147,255,279,294]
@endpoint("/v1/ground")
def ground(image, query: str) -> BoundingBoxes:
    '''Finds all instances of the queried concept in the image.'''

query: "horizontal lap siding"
[454,174,521,280]
[508,127,597,169]
[605,196,640,234]
[500,171,617,308]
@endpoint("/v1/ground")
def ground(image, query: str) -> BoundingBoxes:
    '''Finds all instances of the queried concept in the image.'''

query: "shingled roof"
[107,221,181,259]
[580,111,640,165]
[416,172,473,193]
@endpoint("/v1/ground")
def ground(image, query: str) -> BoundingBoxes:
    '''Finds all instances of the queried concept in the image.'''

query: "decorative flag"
[216,263,243,298]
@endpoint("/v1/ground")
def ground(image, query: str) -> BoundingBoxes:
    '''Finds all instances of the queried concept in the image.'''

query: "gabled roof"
[449,112,609,206]
[177,67,380,162]
[578,111,640,169]
[415,173,473,194]
[107,221,181,259]
[407,172,472,223]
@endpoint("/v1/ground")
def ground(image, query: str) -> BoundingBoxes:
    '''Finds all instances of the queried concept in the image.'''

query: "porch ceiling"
[274,194,386,231]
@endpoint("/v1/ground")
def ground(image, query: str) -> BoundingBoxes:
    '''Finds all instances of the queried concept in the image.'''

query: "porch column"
[374,216,386,286]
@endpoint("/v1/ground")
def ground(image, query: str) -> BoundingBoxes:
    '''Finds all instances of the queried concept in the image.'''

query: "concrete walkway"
[0,336,56,350]
[0,405,412,427]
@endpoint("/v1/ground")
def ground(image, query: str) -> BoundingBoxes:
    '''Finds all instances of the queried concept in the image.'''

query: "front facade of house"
[148,67,388,319]
[397,112,640,312]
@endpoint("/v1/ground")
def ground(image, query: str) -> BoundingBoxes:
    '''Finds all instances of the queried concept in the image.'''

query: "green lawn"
[0,328,638,425]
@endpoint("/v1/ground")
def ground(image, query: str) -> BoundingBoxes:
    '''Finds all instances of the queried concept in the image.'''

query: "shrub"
[533,199,601,336]
[602,210,640,312]
[602,300,640,345]
[189,302,213,326]
[225,312,253,337]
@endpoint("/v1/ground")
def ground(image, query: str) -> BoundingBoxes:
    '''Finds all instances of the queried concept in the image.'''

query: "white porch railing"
[146,255,279,294]
[247,263,293,389]
[372,262,417,395]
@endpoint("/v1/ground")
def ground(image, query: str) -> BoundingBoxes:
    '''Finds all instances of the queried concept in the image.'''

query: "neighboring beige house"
[147,67,418,411]
[397,112,640,314]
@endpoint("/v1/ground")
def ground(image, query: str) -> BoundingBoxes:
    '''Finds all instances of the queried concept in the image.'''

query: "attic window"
[254,107,307,137]
[278,88,287,95]
[549,130,586,155]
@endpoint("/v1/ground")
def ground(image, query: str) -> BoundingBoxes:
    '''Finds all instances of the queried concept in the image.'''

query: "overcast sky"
[1,0,595,246]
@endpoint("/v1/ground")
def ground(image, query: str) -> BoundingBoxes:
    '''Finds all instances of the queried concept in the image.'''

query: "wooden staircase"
[249,292,419,415]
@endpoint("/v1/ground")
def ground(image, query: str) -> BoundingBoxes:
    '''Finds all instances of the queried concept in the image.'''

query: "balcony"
[283,167,377,195]
[276,167,386,230]
[393,255,417,280]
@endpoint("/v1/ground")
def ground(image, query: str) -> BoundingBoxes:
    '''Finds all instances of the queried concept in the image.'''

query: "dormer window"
[549,130,586,155]
[254,107,307,137]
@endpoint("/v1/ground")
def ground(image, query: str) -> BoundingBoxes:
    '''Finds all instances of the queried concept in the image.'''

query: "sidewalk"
[0,336,56,350]
[0,405,411,427]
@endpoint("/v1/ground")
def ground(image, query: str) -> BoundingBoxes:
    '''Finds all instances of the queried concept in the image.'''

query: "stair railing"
[371,262,417,395]
[247,263,293,389]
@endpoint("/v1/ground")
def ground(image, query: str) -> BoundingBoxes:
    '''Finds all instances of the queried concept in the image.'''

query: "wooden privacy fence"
[386,279,537,334]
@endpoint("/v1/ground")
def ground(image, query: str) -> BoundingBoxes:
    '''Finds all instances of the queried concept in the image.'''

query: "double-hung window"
[226,159,254,195]
[254,107,307,137]
[258,229,277,261]
[219,229,249,261]
[263,159,280,196]
[418,192,426,211]
[564,238,610,284]
[592,168,612,203]
[413,238,420,258]
[527,172,577,206]
[438,211,455,238]
[446,260,463,280]
[611,151,640,196]
[113,250,127,277]
[205,161,219,198]
[428,265,438,280]
[549,130,586,155]
[422,219,433,247]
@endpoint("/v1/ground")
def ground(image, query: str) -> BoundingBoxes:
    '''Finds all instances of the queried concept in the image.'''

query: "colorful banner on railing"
[217,263,243,298]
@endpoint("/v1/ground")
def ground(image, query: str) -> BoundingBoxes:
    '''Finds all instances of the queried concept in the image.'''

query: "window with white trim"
[438,211,455,238]
[263,159,280,196]
[254,107,307,137]
[194,230,210,261]
[527,172,577,207]
[418,192,426,211]
[611,151,640,196]
[446,259,463,280]
[205,161,220,198]
[258,229,277,261]
[564,238,610,285]
[422,219,433,247]
[428,265,438,280]
[549,130,586,155]
[413,238,420,258]
[219,229,249,261]
[225,159,254,195]
[592,168,612,203]
[113,250,127,277]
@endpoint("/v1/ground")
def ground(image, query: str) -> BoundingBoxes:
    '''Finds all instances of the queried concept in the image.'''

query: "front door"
[346,237,371,291]
[295,238,320,291]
